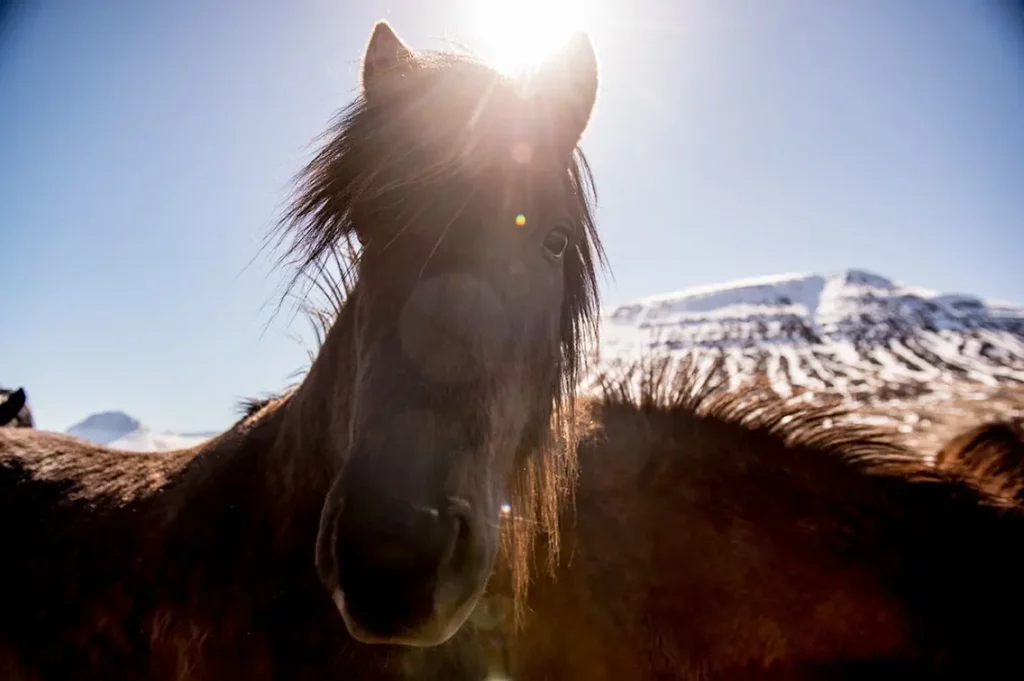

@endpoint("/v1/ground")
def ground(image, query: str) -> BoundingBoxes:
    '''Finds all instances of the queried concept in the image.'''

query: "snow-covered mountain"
[598,269,1024,396]
[595,269,1024,450]
[66,411,215,452]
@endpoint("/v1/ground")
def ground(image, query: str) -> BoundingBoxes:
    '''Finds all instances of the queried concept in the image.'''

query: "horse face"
[314,20,599,646]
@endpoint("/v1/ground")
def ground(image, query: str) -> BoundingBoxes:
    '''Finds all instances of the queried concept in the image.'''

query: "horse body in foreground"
[426,368,1024,679]
[91,366,1021,681]
[0,410,341,679]
[0,17,602,679]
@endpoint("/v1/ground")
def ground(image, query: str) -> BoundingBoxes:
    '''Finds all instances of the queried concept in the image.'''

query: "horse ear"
[361,20,416,102]
[529,32,599,152]
[0,388,26,426]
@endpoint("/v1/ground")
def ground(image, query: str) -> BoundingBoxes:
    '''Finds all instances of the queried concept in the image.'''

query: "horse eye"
[542,227,570,260]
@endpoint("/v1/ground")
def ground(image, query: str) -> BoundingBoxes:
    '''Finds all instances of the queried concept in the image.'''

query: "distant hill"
[65,410,216,452]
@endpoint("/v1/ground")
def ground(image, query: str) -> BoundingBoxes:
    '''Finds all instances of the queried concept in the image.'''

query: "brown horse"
[394,360,1024,680]
[0,19,602,679]
[0,387,33,428]
[933,417,1024,501]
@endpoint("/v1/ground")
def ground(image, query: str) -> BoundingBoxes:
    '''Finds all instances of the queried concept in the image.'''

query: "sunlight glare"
[468,0,588,75]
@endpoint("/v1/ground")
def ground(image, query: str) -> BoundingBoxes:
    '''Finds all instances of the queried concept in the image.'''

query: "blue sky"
[1,0,1021,432]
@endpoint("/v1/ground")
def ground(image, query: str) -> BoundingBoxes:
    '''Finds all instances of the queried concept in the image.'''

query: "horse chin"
[331,586,484,647]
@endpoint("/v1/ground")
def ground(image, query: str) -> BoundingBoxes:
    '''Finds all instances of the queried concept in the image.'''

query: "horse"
[0,387,33,428]
[391,359,1024,680]
[0,18,603,679]
[933,418,1024,502]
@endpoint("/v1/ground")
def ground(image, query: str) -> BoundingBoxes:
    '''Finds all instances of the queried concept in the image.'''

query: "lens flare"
[515,214,527,227]
[468,0,589,75]
[510,141,533,165]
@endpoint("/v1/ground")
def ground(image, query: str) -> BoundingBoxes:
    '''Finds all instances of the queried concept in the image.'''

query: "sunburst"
[467,0,590,75]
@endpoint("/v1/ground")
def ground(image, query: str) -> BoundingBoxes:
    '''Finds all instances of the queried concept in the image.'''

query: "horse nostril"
[445,497,475,575]
[329,492,489,640]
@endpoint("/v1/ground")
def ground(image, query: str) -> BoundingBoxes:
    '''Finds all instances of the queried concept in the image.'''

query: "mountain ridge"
[598,268,1024,396]
[65,409,217,452]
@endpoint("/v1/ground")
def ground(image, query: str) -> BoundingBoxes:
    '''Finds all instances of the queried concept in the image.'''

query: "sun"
[467,0,589,75]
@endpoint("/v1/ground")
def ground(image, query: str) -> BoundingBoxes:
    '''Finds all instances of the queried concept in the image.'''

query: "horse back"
[0,429,190,679]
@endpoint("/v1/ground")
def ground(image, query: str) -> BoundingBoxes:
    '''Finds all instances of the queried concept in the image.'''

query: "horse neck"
[243,292,359,538]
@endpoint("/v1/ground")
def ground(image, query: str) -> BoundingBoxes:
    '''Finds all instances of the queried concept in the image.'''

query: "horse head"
[279,19,603,646]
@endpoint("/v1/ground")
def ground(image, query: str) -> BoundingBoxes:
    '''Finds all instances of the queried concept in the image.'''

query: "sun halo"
[467,0,589,75]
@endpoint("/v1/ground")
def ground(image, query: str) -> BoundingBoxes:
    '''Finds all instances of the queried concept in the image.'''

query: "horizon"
[1,0,1022,432]
[56,262,1024,436]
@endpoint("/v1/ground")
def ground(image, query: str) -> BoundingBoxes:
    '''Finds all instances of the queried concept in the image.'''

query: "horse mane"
[264,47,607,599]
[934,418,1024,499]
[591,354,919,473]
[235,394,284,423]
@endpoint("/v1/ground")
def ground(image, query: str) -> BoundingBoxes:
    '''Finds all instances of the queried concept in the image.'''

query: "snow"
[596,268,1024,400]
[65,410,215,452]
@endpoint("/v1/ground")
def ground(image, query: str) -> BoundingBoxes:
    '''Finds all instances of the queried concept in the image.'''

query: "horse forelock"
[273,47,604,349]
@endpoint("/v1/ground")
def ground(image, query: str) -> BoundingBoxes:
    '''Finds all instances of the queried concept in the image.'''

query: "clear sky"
[1,0,1021,433]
